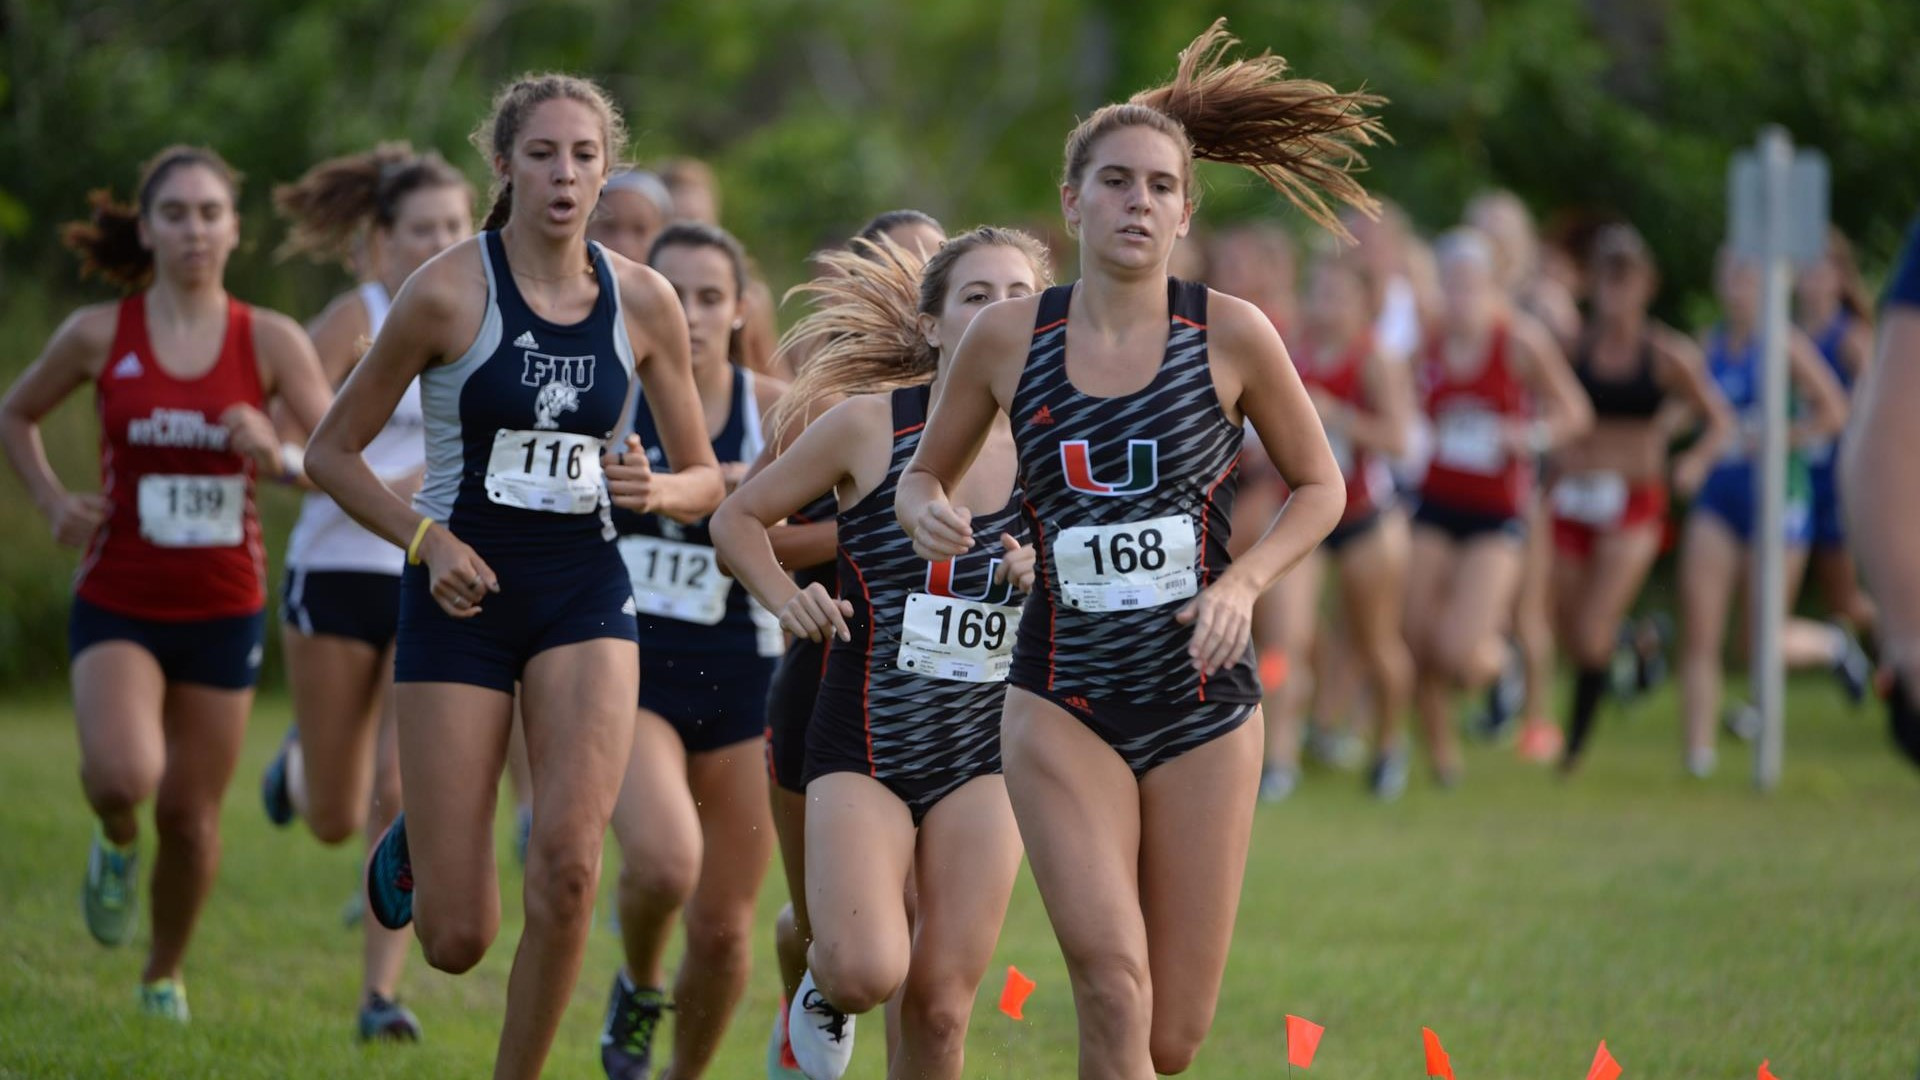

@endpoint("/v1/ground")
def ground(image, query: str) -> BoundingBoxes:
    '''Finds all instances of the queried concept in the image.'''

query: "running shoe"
[1472,646,1525,742]
[1257,764,1299,804]
[138,978,189,1022]
[341,890,364,929]
[1723,701,1762,743]
[261,725,299,828]
[365,813,413,931]
[1831,623,1871,705]
[1887,672,1920,771]
[358,991,423,1042]
[787,971,855,1080]
[600,970,670,1080]
[766,997,806,1079]
[1303,723,1366,770]
[1516,718,1564,764]
[1367,748,1409,802]
[84,825,139,947]
[1685,745,1718,779]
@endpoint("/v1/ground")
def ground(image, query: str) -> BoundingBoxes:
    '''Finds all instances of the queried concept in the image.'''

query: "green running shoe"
[138,978,190,1022]
[84,826,139,947]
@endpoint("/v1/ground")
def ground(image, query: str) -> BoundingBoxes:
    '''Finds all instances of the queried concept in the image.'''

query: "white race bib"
[1053,513,1198,612]
[1434,410,1507,475]
[896,593,1019,682]
[137,474,244,548]
[618,535,732,625]
[1552,471,1629,527]
[485,429,604,514]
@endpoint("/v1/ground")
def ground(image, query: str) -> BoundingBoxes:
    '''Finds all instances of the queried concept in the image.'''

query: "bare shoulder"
[307,287,370,338]
[39,302,124,378]
[401,238,487,319]
[249,306,315,358]
[1506,308,1561,364]
[752,370,790,413]
[608,253,678,319]
[966,293,1044,355]
[1648,321,1703,368]
[819,391,893,434]
[1204,289,1287,364]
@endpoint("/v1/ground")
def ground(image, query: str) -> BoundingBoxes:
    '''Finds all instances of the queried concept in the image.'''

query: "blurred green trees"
[1,0,1916,687]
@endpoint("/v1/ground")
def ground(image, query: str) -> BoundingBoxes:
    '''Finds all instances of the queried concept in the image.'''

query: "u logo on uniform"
[924,555,1017,607]
[1059,439,1160,497]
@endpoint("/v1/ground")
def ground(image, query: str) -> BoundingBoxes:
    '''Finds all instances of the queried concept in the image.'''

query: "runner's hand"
[220,404,284,476]
[420,525,499,619]
[778,582,853,643]
[908,497,973,561]
[995,533,1037,593]
[48,493,109,548]
[604,434,658,513]
[1175,573,1258,677]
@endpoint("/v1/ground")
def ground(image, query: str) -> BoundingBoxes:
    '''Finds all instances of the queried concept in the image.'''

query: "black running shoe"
[261,726,298,828]
[1888,673,1920,772]
[600,970,669,1080]
[358,991,422,1042]
[1472,646,1525,742]
[365,814,413,931]
[1831,623,1871,706]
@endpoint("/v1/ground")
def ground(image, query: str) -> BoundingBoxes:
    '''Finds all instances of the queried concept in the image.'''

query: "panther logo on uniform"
[533,380,579,430]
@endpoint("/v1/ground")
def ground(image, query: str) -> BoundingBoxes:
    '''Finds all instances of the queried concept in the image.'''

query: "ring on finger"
[452,595,469,608]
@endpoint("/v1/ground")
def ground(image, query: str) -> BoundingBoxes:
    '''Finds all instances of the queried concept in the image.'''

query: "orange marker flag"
[1285,1015,1325,1069]
[1586,1040,1623,1080]
[997,965,1036,1020]
[1758,1061,1781,1080]
[1422,1027,1455,1079]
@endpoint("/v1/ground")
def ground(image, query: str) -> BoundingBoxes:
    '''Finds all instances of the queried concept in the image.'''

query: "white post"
[1752,126,1793,792]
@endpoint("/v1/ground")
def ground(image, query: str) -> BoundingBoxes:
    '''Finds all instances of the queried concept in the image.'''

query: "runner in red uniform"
[0,146,331,1021]
[1403,228,1591,787]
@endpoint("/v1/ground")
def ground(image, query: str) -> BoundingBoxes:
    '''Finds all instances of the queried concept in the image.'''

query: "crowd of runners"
[5,20,1919,1080]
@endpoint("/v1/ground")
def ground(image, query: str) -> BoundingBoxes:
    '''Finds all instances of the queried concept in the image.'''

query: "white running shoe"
[766,997,807,1078]
[786,971,854,1080]
[1685,745,1718,779]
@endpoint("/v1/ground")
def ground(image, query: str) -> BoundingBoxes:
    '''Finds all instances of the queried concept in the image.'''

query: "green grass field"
[1,679,1916,1079]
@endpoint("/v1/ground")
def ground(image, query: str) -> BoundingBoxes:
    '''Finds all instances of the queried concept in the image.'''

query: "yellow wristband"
[405,517,434,566]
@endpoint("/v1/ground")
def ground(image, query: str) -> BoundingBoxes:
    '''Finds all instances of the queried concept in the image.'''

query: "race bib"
[1053,513,1198,612]
[896,593,1019,683]
[1434,410,1507,475]
[749,597,785,658]
[618,535,732,625]
[485,429,604,514]
[1552,471,1629,527]
[137,474,244,548]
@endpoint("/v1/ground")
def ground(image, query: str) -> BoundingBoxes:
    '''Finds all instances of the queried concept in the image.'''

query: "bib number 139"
[1053,513,1198,612]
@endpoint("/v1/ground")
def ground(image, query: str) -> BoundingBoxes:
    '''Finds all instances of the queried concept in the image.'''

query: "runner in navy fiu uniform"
[899,32,1382,1072]
[1009,279,1262,769]
[0,147,332,1022]
[1795,228,1878,636]
[304,77,722,1080]
[715,227,1048,1080]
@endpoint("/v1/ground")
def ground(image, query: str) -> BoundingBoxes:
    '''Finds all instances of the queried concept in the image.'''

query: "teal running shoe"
[138,978,190,1022]
[84,826,139,947]
[365,813,413,930]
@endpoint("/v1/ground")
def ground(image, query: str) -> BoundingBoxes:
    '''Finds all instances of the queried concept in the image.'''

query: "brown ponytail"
[471,74,628,231]
[273,142,471,265]
[61,145,241,290]
[1063,19,1386,240]
[767,227,1053,446]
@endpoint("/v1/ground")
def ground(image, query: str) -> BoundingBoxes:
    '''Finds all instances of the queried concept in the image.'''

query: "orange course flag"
[997,966,1036,1020]
[1422,1027,1455,1079]
[1759,1061,1781,1080]
[1586,1040,1623,1080]
[1285,1015,1325,1069]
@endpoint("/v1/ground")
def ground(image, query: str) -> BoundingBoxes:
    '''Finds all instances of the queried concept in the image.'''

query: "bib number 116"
[519,437,586,480]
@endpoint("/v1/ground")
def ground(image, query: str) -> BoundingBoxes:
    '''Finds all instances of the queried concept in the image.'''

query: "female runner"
[1795,227,1877,635]
[305,75,722,1079]
[0,146,331,1019]
[755,208,947,1078]
[1402,229,1591,786]
[1261,249,1420,799]
[715,226,1048,1080]
[263,142,474,1039]
[1548,225,1732,769]
[597,222,787,1080]
[896,22,1379,1075]
[1677,253,1851,777]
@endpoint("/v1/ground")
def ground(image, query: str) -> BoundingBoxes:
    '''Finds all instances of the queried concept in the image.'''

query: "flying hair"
[61,145,241,290]
[272,142,472,265]
[1064,19,1386,241]
[766,227,1053,447]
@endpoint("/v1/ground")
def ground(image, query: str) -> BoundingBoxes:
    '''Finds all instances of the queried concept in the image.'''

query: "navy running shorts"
[642,649,777,755]
[69,596,266,690]
[394,543,638,693]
